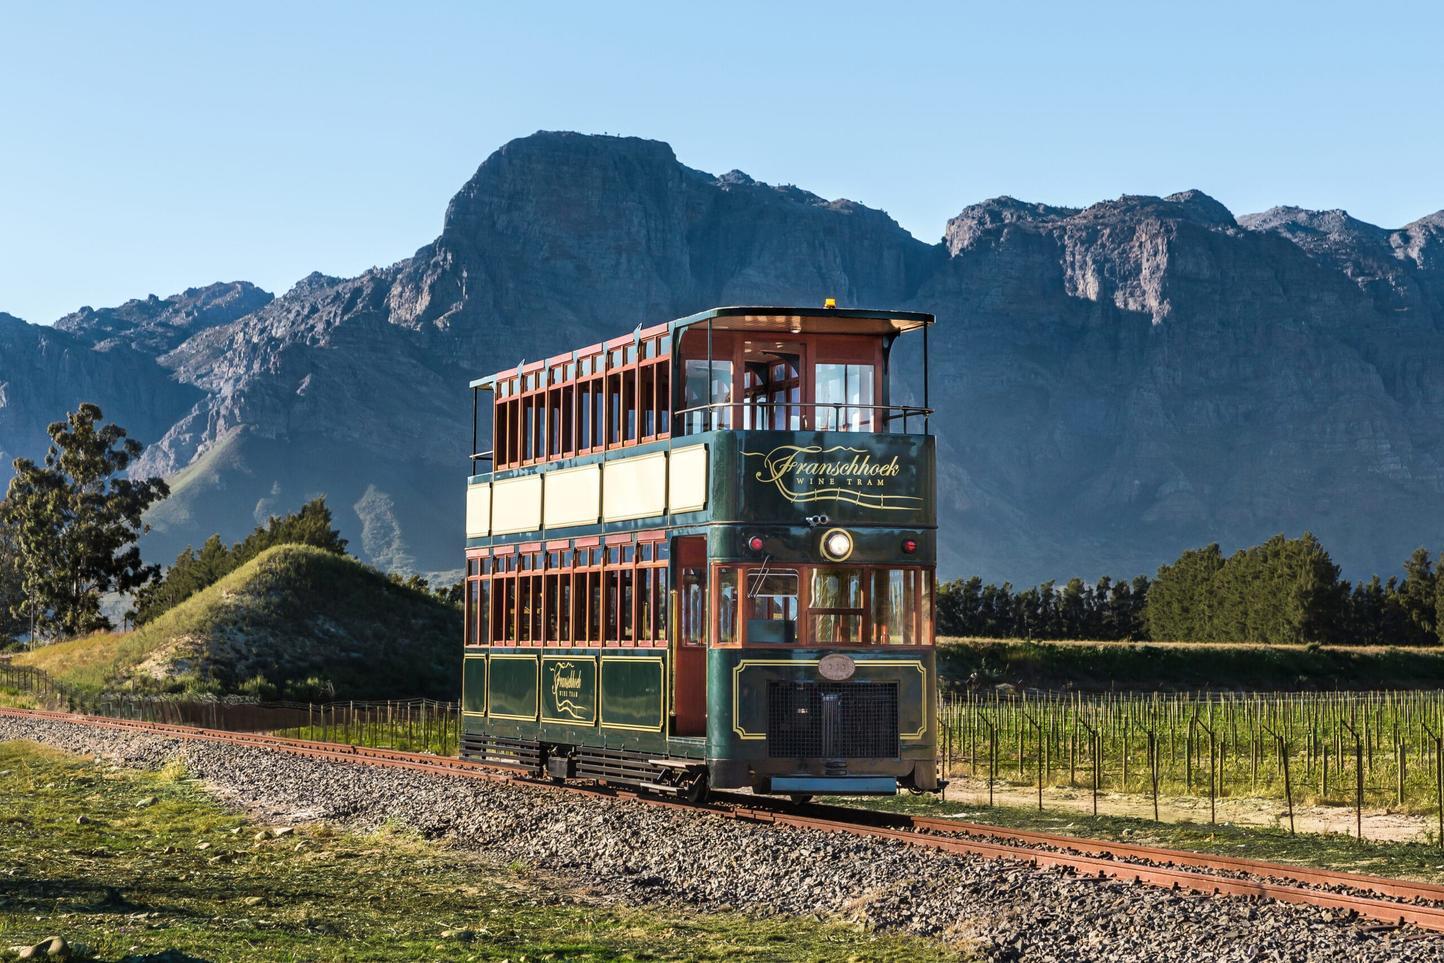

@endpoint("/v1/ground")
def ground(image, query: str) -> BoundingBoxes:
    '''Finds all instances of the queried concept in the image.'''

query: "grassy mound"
[16,544,461,699]
[939,637,1444,692]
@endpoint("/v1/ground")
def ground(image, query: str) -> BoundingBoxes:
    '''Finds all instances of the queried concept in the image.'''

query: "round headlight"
[821,528,854,562]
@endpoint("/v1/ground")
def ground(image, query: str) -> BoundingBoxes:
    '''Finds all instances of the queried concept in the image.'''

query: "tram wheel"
[788,793,814,805]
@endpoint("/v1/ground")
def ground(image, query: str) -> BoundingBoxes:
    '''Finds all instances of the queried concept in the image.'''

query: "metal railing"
[0,661,462,756]
[673,400,932,436]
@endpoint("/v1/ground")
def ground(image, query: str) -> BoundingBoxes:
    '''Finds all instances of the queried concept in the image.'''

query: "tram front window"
[746,568,799,643]
[815,363,874,432]
[810,567,865,644]
[683,359,734,432]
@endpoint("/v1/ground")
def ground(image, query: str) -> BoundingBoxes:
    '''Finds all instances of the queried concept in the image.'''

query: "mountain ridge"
[3,130,1443,584]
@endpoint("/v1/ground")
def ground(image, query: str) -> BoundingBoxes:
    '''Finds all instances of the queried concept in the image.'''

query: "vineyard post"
[1024,711,1043,812]
[1264,723,1294,835]
[1197,716,1217,825]
[1186,710,1197,793]
[1080,717,1100,817]
[1342,719,1363,841]
[1146,727,1160,822]
[1281,735,1295,835]
[1426,723,1444,852]
[979,712,996,807]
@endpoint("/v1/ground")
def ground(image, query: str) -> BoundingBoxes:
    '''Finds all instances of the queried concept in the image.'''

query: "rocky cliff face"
[3,131,1442,583]
[0,312,201,476]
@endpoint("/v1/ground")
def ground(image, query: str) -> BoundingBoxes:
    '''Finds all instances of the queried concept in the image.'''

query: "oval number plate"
[818,653,856,682]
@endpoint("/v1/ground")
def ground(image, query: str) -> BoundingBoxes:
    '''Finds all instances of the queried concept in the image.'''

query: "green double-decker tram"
[461,303,939,800]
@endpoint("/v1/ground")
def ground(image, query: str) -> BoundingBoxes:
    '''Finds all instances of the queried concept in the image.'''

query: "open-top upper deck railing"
[470,401,934,475]
[469,304,933,476]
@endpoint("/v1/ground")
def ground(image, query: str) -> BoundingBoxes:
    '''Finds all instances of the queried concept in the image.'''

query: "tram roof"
[470,305,934,389]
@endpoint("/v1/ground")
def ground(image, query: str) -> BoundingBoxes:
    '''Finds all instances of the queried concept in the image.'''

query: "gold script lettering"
[740,445,922,511]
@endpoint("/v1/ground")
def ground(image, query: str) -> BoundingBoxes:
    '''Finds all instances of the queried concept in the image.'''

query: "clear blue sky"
[2,0,1440,324]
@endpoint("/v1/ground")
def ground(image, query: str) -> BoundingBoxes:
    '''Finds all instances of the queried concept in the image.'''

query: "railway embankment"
[3,713,1441,962]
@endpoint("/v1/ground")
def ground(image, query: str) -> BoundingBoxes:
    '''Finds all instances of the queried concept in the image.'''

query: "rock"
[269,827,293,838]
[12,937,69,961]
[439,929,475,941]
[241,896,263,906]
[134,797,157,808]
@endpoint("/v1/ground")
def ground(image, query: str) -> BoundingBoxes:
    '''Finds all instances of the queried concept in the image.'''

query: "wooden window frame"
[710,562,934,649]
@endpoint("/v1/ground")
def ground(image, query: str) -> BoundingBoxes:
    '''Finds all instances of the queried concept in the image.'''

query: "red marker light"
[902,539,918,554]
[748,535,765,552]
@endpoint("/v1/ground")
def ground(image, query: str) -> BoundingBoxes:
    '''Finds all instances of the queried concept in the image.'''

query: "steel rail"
[5,706,1444,934]
[764,798,1444,907]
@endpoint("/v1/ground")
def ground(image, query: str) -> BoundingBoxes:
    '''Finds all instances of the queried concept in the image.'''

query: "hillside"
[4,131,1444,583]
[15,545,461,699]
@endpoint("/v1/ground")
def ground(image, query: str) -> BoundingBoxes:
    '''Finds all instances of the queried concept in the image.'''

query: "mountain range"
[3,130,1443,584]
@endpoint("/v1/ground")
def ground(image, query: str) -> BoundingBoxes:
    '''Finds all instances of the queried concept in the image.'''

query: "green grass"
[0,682,37,709]
[14,545,461,700]
[0,742,968,963]
[845,793,1444,884]
[939,637,1444,692]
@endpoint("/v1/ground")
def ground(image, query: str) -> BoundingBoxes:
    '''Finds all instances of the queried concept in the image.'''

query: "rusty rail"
[5,705,1444,935]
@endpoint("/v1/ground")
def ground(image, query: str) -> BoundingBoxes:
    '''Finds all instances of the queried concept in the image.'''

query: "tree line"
[938,533,1444,645]
[936,574,1152,641]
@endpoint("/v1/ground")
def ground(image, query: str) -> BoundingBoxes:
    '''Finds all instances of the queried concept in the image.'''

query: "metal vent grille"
[767,681,899,759]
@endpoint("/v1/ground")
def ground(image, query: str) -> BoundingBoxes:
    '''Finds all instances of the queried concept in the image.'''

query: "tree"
[1398,547,1438,644]
[0,517,26,644]
[0,404,169,639]
[1145,544,1225,641]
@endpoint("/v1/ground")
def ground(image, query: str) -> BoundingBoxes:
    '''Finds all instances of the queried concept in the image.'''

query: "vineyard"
[940,689,1444,839]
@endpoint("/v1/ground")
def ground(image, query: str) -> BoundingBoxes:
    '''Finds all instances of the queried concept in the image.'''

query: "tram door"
[672,536,708,737]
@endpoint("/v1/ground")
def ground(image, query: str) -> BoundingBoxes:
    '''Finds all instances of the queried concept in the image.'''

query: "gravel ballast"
[4,715,1442,962]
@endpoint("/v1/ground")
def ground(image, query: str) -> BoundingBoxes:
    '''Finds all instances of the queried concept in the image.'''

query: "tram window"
[746,569,799,644]
[623,369,638,442]
[870,569,915,645]
[477,579,489,644]
[656,364,671,435]
[815,363,875,432]
[620,567,635,642]
[683,360,734,433]
[639,364,656,438]
[556,572,571,642]
[577,382,592,450]
[717,567,739,645]
[653,567,669,641]
[607,370,623,445]
[587,570,603,643]
[636,565,652,639]
[606,569,620,642]
[503,574,518,644]
[680,566,707,646]
[494,404,510,466]
[592,377,606,448]
[810,567,865,644]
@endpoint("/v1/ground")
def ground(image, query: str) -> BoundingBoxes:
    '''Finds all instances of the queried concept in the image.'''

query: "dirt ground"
[943,775,1434,842]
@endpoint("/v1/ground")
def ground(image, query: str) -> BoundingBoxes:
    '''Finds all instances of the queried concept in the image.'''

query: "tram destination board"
[713,430,936,529]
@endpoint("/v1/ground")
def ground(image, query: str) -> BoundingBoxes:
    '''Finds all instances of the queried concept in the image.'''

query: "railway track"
[6,705,1444,937]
